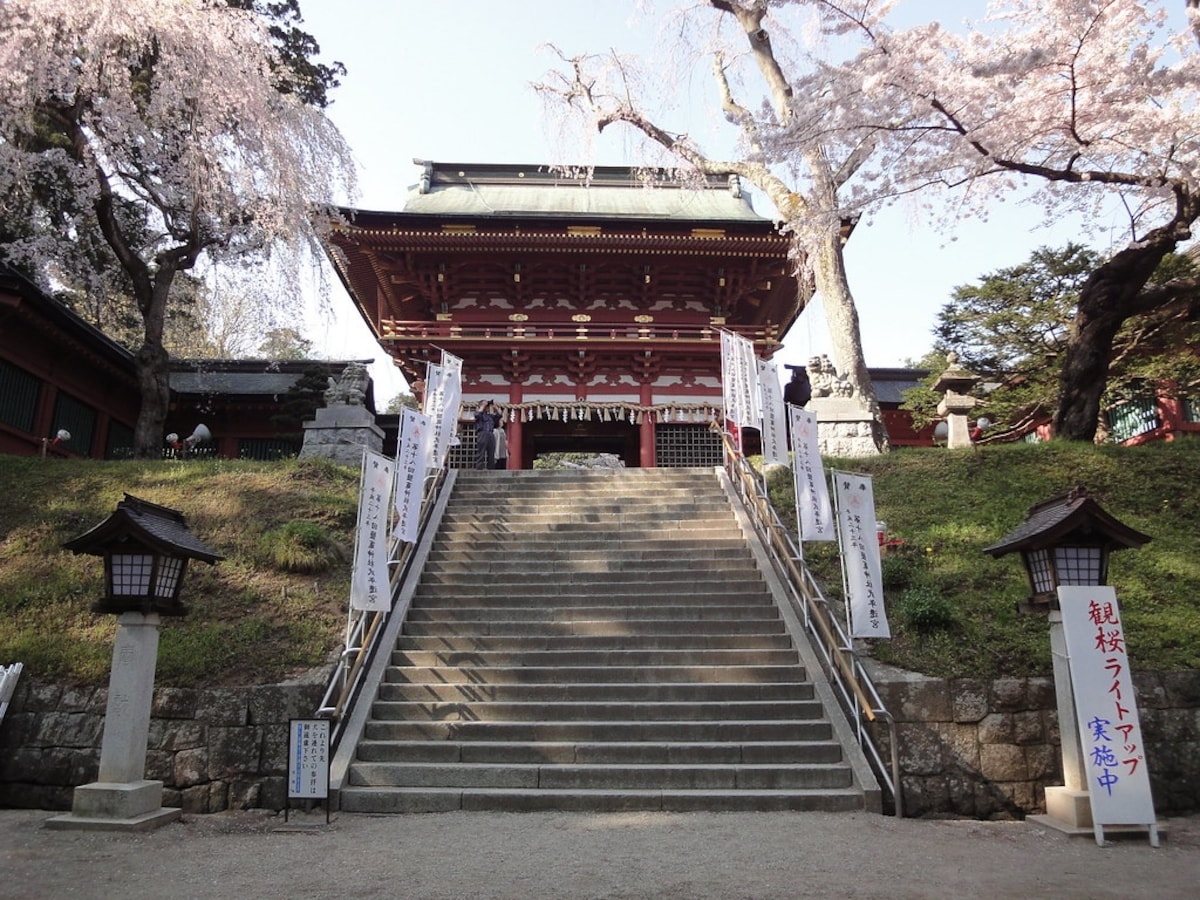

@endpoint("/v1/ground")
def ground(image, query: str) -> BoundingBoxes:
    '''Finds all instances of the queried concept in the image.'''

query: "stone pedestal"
[299,404,384,467]
[1028,611,1093,834]
[937,393,977,449]
[808,397,882,458]
[47,613,180,832]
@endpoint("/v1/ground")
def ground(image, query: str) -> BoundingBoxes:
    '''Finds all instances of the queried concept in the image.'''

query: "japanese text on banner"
[790,406,834,541]
[350,449,394,611]
[758,358,788,466]
[834,471,891,638]
[393,408,431,544]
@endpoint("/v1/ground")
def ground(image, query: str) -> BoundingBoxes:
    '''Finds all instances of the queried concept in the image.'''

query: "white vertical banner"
[720,330,741,427]
[720,329,758,431]
[438,354,464,468]
[350,449,394,612]
[757,358,787,466]
[423,362,461,469]
[833,471,891,638]
[790,406,835,541]
[1059,586,1156,831]
[441,349,463,375]
[741,335,761,428]
[393,408,431,544]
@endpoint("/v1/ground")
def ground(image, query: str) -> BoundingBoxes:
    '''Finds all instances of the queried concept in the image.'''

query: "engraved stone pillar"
[48,613,181,831]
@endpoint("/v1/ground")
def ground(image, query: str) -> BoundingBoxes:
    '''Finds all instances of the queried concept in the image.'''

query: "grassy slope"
[1,441,1196,688]
[784,439,1200,677]
[0,457,359,687]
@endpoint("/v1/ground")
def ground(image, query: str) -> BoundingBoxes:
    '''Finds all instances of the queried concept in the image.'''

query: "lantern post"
[983,486,1150,834]
[48,495,222,831]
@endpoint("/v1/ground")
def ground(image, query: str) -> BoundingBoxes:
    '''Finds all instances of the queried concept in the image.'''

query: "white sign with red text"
[1059,585,1156,830]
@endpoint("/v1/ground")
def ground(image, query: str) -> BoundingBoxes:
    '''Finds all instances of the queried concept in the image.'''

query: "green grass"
[2,440,1196,688]
[0,456,359,688]
[770,439,1200,678]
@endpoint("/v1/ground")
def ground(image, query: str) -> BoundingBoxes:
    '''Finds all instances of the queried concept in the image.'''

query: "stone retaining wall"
[0,675,324,813]
[2,668,1197,817]
[868,665,1200,818]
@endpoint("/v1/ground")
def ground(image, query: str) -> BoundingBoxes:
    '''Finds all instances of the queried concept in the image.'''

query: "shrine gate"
[322,162,807,468]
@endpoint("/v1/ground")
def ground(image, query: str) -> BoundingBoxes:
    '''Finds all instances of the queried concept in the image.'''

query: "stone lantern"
[932,353,980,449]
[982,485,1151,614]
[49,494,222,831]
[983,486,1150,834]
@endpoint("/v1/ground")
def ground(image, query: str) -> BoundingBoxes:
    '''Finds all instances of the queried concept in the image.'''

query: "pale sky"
[297,0,1114,404]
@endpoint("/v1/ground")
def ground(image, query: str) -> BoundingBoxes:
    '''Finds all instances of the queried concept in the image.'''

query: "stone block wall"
[0,675,325,813]
[868,665,1200,819]
[2,667,1196,818]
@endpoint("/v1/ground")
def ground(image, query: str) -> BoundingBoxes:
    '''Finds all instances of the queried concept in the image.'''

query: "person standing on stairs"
[492,408,508,470]
[474,399,496,470]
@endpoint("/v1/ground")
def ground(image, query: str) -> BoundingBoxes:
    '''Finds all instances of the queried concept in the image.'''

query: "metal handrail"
[717,426,903,816]
[315,465,450,751]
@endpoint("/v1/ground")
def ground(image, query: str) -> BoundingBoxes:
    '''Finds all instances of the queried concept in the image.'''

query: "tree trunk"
[1052,242,1171,442]
[808,228,890,452]
[130,273,176,459]
[133,341,172,459]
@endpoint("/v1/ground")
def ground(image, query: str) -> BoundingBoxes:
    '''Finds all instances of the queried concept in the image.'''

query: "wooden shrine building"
[322,161,806,468]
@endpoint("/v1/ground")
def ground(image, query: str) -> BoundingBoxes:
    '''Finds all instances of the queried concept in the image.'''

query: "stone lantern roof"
[982,485,1151,558]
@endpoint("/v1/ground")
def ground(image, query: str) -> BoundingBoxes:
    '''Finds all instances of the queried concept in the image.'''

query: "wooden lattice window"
[0,359,40,433]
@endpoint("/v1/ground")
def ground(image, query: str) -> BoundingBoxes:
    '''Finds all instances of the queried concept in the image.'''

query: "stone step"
[353,740,845,766]
[429,540,748,554]
[367,699,826,723]
[347,762,854,791]
[385,664,805,685]
[361,719,835,744]
[413,583,772,599]
[337,787,865,814]
[404,590,769,609]
[415,575,766,592]
[425,546,756,563]
[422,556,756,575]
[376,681,814,703]
[405,604,777,623]
[441,511,735,525]
[390,647,798,667]
[392,633,794,653]
[400,618,785,637]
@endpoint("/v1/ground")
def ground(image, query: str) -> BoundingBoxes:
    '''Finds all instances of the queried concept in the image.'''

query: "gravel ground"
[1,808,1196,899]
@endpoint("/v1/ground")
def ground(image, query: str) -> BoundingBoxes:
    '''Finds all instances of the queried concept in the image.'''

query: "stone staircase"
[336,467,872,813]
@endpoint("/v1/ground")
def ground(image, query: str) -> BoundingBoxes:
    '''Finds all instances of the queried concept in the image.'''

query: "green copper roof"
[402,161,769,223]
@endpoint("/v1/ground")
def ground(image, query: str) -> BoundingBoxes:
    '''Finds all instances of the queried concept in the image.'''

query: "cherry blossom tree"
[536,1,891,452]
[0,0,354,456]
[782,0,1200,442]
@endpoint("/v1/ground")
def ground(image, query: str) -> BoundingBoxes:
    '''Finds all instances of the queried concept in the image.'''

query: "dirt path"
[1,808,1196,899]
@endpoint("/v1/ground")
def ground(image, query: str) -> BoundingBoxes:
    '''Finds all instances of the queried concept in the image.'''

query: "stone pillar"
[48,612,181,831]
[1039,610,1094,830]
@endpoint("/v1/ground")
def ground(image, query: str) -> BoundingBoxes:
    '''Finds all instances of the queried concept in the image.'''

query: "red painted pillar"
[507,384,524,469]
[639,382,655,468]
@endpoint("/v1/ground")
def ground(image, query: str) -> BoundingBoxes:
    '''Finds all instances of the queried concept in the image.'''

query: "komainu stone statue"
[807,354,854,399]
[324,362,370,407]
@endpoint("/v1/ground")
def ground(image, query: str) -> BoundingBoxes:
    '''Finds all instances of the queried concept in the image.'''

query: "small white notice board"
[287,718,330,820]
[1058,586,1158,846]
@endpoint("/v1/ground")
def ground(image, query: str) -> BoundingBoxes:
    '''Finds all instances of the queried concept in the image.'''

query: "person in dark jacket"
[474,399,495,470]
